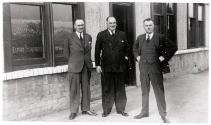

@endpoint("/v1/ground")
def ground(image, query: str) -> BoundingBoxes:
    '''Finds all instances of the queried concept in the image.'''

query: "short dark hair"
[143,18,154,23]
[74,19,84,25]
[106,16,116,21]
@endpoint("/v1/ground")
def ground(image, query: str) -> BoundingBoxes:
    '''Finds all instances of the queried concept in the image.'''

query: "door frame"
[109,2,137,86]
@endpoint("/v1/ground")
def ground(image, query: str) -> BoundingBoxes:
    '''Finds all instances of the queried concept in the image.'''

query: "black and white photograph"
[0,0,210,124]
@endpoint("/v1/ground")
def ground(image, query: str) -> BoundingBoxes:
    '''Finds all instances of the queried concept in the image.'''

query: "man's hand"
[136,56,140,62]
[159,56,165,62]
[96,66,102,73]
[125,56,128,60]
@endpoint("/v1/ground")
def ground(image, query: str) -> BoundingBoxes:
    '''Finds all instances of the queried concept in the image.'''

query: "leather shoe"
[69,113,77,120]
[161,116,170,123]
[102,112,110,117]
[82,111,97,116]
[117,111,129,117]
[134,113,149,119]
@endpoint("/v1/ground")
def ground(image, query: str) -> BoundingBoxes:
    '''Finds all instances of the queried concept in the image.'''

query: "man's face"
[74,20,84,33]
[143,20,154,34]
[107,17,117,31]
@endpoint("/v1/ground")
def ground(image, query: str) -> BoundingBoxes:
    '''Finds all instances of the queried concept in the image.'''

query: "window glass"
[167,3,174,14]
[188,3,194,18]
[152,3,163,15]
[153,15,164,34]
[198,5,203,21]
[52,4,73,64]
[187,4,205,48]
[151,3,176,44]
[198,5,205,46]
[10,4,44,60]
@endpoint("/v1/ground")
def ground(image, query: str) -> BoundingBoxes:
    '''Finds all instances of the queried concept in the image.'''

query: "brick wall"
[3,69,101,120]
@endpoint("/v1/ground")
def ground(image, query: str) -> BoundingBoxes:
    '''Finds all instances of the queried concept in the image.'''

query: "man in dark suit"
[133,18,177,123]
[95,16,129,117]
[67,19,97,120]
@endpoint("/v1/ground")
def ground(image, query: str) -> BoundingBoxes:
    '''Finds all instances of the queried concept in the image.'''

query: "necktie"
[111,30,114,36]
[79,33,83,40]
[147,34,150,43]
[79,33,85,48]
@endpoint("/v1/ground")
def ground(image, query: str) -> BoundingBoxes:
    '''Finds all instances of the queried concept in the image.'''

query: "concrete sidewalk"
[27,70,208,123]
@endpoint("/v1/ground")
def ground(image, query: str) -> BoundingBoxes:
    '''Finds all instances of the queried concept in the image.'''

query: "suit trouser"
[68,65,91,113]
[101,72,127,114]
[139,64,167,117]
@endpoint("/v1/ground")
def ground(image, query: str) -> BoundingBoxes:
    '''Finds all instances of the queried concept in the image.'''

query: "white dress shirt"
[76,31,83,39]
[108,29,115,35]
[146,32,154,40]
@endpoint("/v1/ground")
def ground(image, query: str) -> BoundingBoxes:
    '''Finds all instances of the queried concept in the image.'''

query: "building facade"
[2,2,209,120]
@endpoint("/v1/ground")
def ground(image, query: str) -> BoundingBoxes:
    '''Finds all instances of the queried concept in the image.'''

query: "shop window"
[3,2,84,72]
[52,3,74,65]
[151,3,177,45]
[10,4,44,60]
[187,3,205,48]
[3,3,48,72]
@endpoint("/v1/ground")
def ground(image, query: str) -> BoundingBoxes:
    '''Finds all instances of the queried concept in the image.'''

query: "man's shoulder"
[116,29,124,34]
[69,32,78,39]
[66,32,74,40]
[96,30,108,38]
[137,34,146,39]
[116,30,126,36]
[98,29,107,35]
[154,33,165,38]
[84,32,92,38]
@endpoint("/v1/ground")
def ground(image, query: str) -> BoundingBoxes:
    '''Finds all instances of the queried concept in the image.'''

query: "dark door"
[111,3,136,86]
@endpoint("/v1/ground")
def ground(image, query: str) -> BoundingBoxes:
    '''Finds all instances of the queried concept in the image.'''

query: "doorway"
[110,2,136,86]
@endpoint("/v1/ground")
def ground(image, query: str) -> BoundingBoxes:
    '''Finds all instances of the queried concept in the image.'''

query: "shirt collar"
[76,31,83,38]
[146,32,154,40]
[108,29,115,35]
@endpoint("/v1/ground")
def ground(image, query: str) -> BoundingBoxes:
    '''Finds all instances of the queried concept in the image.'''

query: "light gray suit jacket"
[68,32,93,73]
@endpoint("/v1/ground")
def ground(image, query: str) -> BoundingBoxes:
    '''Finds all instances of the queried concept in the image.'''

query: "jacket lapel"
[151,33,159,48]
[105,29,119,49]
[139,34,146,53]
[104,30,113,48]
[83,33,91,50]
[72,32,84,49]
[112,30,120,49]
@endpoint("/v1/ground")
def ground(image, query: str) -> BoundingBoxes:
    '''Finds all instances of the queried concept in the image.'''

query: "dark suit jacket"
[133,33,177,73]
[95,29,129,72]
[68,32,93,73]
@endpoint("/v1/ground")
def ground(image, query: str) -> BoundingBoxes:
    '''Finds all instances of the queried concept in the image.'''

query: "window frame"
[151,3,177,45]
[3,2,85,72]
[3,3,50,72]
[50,2,83,66]
[50,2,85,66]
[10,3,47,67]
[187,3,205,49]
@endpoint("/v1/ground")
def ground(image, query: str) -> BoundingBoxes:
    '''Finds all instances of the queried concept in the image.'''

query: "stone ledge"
[175,47,209,55]
[3,65,68,81]
[3,48,208,81]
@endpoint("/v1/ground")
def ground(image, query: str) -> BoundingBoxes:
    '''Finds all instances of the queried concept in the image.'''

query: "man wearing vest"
[133,18,177,123]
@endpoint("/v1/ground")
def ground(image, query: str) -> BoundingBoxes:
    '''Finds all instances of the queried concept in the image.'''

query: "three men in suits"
[67,19,97,120]
[133,18,177,123]
[95,16,129,117]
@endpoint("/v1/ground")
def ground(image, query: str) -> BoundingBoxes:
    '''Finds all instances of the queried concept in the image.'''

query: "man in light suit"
[95,16,129,117]
[133,18,177,123]
[67,19,97,120]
